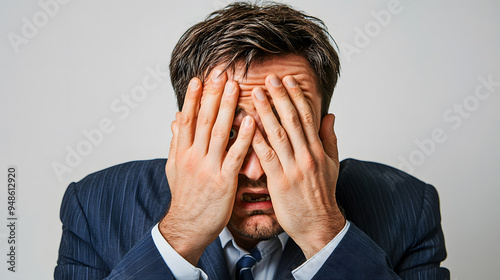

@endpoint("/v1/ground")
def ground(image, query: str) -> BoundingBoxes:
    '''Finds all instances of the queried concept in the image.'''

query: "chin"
[228,214,283,240]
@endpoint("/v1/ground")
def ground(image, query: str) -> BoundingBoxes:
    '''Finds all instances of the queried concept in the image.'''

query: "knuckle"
[262,148,277,163]
[302,153,317,170]
[197,114,211,128]
[178,112,192,126]
[313,147,326,160]
[286,111,302,128]
[226,150,244,164]
[211,126,228,139]
[206,90,220,98]
[273,127,288,143]
[183,155,198,171]
[294,169,305,183]
[301,110,315,127]
[185,90,199,102]
[253,133,267,145]
[276,88,287,99]
[290,88,303,99]
[261,104,274,115]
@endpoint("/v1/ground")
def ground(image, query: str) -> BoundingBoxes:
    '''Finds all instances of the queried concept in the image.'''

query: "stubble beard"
[228,210,284,240]
[228,175,284,240]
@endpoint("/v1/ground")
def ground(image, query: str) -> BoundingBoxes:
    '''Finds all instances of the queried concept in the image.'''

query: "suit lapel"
[273,238,306,280]
[197,237,230,280]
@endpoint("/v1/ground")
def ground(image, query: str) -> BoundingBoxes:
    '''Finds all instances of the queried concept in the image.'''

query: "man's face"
[211,54,324,243]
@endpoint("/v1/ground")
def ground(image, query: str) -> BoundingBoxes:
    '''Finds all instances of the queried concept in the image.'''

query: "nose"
[239,148,264,180]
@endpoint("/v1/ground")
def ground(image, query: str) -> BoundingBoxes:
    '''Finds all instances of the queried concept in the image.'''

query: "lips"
[236,188,273,211]
[241,193,271,203]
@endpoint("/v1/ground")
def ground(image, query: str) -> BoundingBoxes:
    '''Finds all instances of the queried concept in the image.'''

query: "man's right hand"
[160,69,255,265]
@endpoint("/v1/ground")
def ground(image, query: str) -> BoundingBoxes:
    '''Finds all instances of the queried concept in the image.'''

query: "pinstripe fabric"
[55,158,449,279]
[55,159,172,279]
[197,238,231,279]
[335,160,449,279]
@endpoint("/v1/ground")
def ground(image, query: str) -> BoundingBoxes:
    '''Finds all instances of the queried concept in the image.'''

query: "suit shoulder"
[338,158,435,198]
[63,158,170,228]
[71,158,168,194]
[59,159,171,267]
[336,158,442,266]
[337,158,441,219]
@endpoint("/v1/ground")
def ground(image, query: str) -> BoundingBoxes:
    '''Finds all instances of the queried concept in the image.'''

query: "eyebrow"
[234,106,280,120]
[235,107,247,118]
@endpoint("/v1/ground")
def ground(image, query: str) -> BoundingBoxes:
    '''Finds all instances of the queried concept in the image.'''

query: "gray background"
[1,0,499,279]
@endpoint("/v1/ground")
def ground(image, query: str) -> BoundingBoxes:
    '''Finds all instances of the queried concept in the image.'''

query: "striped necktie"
[236,248,262,280]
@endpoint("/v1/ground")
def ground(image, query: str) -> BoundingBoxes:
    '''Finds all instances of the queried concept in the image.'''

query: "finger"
[319,114,339,161]
[251,125,284,176]
[265,74,309,153]
[282,75,321,147]
[208,80,239,162]
[221,116,255,177]
[177,78,202,152]
[251,86,294,163]
[193,68,227,154]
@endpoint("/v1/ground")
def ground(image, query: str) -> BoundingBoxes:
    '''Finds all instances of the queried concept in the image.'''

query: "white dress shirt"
[151,221,350,279]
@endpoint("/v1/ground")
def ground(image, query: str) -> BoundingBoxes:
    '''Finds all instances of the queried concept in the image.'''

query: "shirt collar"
[219,227,289,252]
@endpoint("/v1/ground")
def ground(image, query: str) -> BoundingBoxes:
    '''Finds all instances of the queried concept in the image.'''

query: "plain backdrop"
[1,0,499,279]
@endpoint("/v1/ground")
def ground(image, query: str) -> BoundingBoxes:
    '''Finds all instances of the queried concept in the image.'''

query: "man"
[55,2,449,279]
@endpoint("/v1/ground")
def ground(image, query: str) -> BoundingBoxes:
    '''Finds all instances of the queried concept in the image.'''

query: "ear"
[166,112,181,173]
[319,114,338,161]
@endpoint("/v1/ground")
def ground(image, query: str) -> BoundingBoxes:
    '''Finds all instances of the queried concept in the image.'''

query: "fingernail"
[243,116,252,127]
[254,87,266,101]
[225,81,234,95]
[269,75,281,87]
[212,69,223,81]
[284,76,298,87]
[189,78,199,89]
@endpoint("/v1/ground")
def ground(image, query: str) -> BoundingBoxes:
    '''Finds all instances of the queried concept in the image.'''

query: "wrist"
[159,214,210,265]
[297,214,346,259]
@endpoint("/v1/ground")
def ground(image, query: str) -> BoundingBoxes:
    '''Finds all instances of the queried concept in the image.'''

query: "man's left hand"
[250,74,346,259]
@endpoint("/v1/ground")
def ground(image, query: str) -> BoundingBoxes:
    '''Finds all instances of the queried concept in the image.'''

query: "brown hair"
[169,1,340,116]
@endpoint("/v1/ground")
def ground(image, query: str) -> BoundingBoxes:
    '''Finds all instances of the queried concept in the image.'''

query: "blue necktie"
[236,248,262,280]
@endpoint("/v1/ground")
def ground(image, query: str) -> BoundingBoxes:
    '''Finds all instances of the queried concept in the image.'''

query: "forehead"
[229,54,319,97]
[219,54,323,127]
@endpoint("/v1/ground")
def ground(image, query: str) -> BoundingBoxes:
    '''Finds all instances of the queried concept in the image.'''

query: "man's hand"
[160,69,255,265]
[251,74,346,259]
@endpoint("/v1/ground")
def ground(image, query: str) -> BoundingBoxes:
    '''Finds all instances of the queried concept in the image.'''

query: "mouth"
[241,193,271,203]
[236,189,273,211]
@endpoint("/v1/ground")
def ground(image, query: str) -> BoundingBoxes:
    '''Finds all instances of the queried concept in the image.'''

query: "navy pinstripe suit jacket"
[55,158,449,279]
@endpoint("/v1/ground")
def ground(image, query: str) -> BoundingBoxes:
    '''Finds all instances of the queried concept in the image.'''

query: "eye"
[229,128,238,140]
